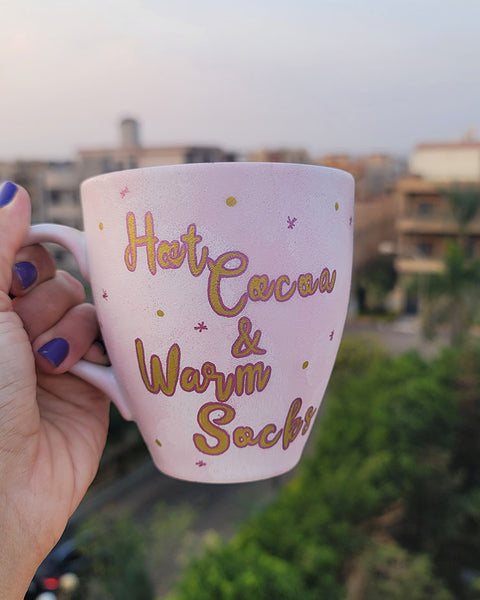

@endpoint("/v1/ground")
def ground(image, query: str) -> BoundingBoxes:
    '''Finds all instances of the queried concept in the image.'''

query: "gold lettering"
[181,224,209,277]
[124,212,158,275]
[135,338,179,396]
[207,251,249,317]
[194,403,235,455]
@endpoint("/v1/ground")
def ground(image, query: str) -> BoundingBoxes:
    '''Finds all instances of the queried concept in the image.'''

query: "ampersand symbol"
[231,316,267,358]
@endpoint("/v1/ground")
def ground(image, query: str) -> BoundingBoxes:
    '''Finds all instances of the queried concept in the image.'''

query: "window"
[418,202,433,216]
[417,242,433,257]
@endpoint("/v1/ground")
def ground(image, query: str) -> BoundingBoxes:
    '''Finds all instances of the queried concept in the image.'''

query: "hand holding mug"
[0,182,110,600]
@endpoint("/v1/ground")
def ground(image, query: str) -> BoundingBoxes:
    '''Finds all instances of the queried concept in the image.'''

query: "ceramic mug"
[26,163,354,483]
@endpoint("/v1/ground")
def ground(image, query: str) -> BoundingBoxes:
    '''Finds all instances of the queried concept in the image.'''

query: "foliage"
[167,337,480,599]
[422,242,480,346]
[77,512,154,600]
[147,502,196,594]
[443,184,480,234]
[361,540,452,600]
[172,537,308,600]
[421,184,480,346]
[357,254,397,313]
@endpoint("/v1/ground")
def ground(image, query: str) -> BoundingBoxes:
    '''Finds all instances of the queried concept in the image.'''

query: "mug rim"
[80,161,355,189]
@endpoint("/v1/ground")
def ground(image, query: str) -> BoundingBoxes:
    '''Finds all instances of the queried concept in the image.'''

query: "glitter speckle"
[302,361,309,370]
[335,202,339,211]
[157,310,165,317]
[155,439,162,447]
[226,196,237,207]
[99,222,104,230]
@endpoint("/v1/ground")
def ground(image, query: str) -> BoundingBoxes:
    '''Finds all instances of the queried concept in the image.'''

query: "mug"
[26,162,354,483]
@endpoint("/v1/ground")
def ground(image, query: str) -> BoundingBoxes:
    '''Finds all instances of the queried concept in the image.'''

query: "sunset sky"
[1,0,479,160]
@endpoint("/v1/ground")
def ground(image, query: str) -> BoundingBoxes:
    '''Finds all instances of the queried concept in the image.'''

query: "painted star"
[102,289,108,300]
[120,186,130,198]
[287,216,297,229]
[196,460,207,467]
[194,321,208,332]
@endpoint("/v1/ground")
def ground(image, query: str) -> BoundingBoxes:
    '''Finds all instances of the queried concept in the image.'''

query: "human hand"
[0,182,110,600]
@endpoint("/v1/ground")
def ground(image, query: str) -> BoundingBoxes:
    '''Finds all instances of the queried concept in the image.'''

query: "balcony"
[397,214,480,235]
[395,256,445,275]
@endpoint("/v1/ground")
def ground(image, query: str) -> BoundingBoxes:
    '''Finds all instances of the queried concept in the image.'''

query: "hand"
[0,182,110,600]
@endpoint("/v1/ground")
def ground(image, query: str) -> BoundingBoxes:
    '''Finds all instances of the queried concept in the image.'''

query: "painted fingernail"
[0,181,18,207]
[14,261,38,289]
[38,338,70,367]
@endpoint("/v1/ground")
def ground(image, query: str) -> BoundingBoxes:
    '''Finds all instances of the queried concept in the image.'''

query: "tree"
[362,541,452,600]
[422,242,480,346]
[357,254,397,313]
[76,512,154,600]
[421,185,480,346]
[444,184,480,244]
[171,538,309,600]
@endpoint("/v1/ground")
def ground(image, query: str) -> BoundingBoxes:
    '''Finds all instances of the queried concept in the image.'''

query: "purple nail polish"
[0,181,18,207]
[38,338,70,367]
[14,261,38,289]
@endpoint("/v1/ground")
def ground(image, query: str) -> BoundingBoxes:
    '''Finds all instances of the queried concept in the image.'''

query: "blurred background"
[3,1,480,598]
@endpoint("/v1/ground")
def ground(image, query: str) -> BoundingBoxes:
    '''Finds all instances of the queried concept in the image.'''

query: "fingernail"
[0,181,18,208]
[38,338,70,367]
[14,261,38,289]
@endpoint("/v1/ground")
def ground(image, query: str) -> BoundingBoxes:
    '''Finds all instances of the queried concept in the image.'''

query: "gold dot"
[155,439,162,447]
[156,309,165,317]
[335,202,339,211]
[302,361,309,370]
[99,222,104,230]
[226,196,237,207]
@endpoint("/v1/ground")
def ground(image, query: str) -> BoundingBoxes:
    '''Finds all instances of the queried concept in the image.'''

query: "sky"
[1,0,479,161]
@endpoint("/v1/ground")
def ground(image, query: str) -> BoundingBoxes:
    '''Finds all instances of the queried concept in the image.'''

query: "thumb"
[0,181,31,297]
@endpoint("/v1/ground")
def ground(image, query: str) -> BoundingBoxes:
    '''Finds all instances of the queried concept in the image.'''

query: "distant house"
[393,139,480,313]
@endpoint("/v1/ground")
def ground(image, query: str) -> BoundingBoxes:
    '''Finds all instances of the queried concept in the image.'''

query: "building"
[409,140,480,183]
[394,138,480,313]
[247,148,312,164]
[78,118,235,181]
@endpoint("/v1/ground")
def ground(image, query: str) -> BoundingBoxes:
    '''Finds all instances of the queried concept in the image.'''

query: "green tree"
[76,512,154,600]
[362,541,452,600]
[422,242,480,346]
[168,339,480,599]
[422,185,480,346]
[444,184,480,244]
[171,537,309,600]
[357,254,397,313]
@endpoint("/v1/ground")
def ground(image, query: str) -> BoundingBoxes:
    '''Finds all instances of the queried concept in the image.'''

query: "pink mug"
[26,163,354,483]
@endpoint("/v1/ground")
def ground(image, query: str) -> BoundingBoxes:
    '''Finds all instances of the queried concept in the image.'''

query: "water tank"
[120,118,140,147]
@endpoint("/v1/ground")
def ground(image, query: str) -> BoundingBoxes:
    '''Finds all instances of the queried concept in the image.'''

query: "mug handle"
[23,224,133,420]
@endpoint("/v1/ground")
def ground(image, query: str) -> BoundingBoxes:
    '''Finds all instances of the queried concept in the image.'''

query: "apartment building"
[410,140,480,183]
[394,140,480,313]
[78,118,234,181]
